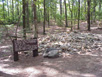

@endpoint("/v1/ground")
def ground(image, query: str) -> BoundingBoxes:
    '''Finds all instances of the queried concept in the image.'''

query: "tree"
[99,0,101,20]
[84,0,87,20]
[87,0,91,31]
[92,0,97,22]
[23,0,26,39]
[26,0,30,29]
[7,0,9,16]
[2,0,5,19]
[60,0,62,15]
[43,0,46,35]
[64,0,68,27]
[78,0,80,29]
[12,0,14,21]
[68,0,74,31]
[60,0,62,25]
[33,0,38,38]
[0,0,102,32]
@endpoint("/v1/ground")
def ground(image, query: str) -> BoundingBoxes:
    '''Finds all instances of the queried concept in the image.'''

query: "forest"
[0,0,102,77]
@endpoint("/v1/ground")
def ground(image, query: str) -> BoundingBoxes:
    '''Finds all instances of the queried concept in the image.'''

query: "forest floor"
[0,21,102,77]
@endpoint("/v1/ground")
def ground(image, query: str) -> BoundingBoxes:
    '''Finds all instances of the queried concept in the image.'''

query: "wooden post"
[33,38,38,57]
[14,52,19,61]
[33,49,38,57]
[13,40,19,61]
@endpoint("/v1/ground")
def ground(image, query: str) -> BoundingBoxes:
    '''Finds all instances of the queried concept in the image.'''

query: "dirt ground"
[0,22,102,77]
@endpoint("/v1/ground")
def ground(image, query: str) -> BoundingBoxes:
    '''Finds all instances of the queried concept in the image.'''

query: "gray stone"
[39,32,102,55]
[43,48,59,58]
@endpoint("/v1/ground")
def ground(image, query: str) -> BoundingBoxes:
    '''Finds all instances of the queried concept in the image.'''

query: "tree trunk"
[2,0,5,19]
[23,0,26,39]
[7,0,9,16]
[71,11,73,31]
[84,0,87,20]
[60,0,62,25]
[12,0,14,21]
[68,0,74,31]
[54,2,56,22]
[17,0,19,16]
[48,10,50,26]
[93,0,96,22]
[87,0,91,31]
[43,0,46,34]
[33,0,38,38]
[64,0,68,27]
[26,0,30,29]
[38,0,40,22]
[99,0,101,20]
[60,0,62,15]
[78,0,80,29]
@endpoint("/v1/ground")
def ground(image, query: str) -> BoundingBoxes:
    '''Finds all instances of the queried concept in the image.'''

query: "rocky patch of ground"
[39,31,102,56]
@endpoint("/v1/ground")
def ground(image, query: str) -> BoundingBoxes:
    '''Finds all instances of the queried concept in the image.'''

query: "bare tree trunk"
[33,0,38,38]
[7,0,9,16]
[71,11,73,31]
[60,0,62,25]
[60,0,62,15]
[23,0,26,39]
[43,0,46,34]
[93,0,96,22]
[3,1,5,19]
[38,0,40,22]
[84,0,87,20]
[78,0,80,29]
[54,2,56,22]
[64,0,68,27]
[48,10,50,26]
[99,0,101,20]
[17,0,19,16]
[68,0,73,31]
[26,0,30,29]
[87,0,91,31]
[12,0,14,21]
[48,5,50,26]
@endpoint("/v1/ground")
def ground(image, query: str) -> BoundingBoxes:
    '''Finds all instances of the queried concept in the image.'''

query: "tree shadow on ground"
[1,49,102,77]
[0,71,15,77]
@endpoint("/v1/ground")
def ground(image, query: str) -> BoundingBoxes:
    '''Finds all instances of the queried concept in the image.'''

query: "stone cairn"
[38,31,102,57]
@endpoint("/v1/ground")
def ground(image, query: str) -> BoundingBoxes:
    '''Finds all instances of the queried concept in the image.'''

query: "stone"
[39,31,102,55]
[43,48,60,58]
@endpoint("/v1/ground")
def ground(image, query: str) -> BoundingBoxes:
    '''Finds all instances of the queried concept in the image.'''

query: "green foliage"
[0,0,102,27]
[55,14,63,26]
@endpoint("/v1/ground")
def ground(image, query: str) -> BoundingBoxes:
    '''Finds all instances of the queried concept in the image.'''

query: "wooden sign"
[13,38,38,61]
[13,39,37,52]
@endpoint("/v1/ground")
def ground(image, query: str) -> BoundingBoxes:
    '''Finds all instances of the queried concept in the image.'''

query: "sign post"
[12,38,38,61]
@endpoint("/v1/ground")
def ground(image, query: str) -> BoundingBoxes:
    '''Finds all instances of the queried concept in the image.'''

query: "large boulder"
[43,48,60,58]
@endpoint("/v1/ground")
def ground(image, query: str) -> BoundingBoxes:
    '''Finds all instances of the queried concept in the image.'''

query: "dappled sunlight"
[0,64,22,75]
[66,71,96,77]
[91,27,98,30]
[42,67,59,76]
[0,45,12,49]
[42,61,53,66]
[0,53,102,77]
[24,67,42,75]
[82,74,96,77]
[78,49,102,57]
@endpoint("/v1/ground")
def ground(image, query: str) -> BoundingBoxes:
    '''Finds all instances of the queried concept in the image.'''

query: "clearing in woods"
[0,22,102,77]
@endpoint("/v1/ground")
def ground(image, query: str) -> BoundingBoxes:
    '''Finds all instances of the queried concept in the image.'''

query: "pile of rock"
[38,31,102,57]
